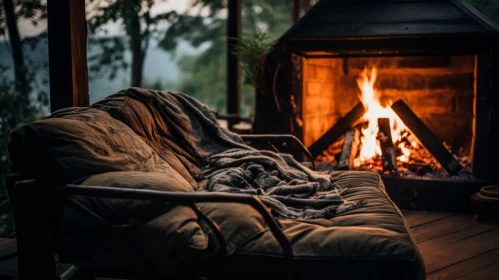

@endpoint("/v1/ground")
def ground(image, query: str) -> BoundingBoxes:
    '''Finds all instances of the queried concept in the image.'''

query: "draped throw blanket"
[199,149,365,219]
[97,88,364,219]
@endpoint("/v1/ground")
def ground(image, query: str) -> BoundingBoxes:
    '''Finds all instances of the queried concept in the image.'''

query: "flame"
[356,67,408,164]
[398,142,411,163]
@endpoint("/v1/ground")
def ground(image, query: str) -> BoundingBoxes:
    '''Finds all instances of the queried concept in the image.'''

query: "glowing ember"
[355,67,408,166]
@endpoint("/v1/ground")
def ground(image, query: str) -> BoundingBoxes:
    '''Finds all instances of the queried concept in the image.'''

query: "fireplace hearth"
[253,0,499,211]
[307,58,471,179]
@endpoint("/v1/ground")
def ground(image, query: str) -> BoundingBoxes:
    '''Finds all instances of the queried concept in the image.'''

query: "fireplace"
[305,56,473,176]
[253,0,499,211]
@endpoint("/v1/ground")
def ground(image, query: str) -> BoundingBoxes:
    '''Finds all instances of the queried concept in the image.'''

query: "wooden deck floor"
[402,210,499,280]
[1,211,498,279]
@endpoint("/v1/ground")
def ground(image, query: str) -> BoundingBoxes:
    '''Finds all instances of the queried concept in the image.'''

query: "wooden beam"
[472,55,491,180]
[308,102,365,159]
[48,0,89,113]
[378,118,398,173]
[391,100,463,175]
[490,48,499,183]
[227,0,241,129]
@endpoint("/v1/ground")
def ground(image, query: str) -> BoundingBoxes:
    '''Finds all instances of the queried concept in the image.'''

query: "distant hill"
[0,38,202,104]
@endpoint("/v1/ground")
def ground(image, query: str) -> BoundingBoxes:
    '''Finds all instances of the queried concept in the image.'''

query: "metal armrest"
[62,185,294,280]
[240,134,315,170]
[215,113,251,123]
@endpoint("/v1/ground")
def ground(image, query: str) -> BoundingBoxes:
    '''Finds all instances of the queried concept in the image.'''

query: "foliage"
[231,31,274,91]
[86,0,178,86]
[0,0,47,37]
[0,0,48,237]
[0,58,48,237]
[160,0,291,116]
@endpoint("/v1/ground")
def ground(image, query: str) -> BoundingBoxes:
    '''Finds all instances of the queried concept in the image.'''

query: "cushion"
[73,171,193,224]
[8,107,176,183]
[60,171,208,275]
[198,171,425,280]
[93,92,199,189]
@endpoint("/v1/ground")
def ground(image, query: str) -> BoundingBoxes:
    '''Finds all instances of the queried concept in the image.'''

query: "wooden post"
[308,102,365,159]
[48,0,89,113]
[227,0,241,130]
[378,118,398,173]
[472,55,491,180]
[337,129,360,170]
[392,100,463,175]
[488,48,499,182]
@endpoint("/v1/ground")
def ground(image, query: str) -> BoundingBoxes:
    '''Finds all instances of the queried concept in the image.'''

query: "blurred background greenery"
[0,0,498,237]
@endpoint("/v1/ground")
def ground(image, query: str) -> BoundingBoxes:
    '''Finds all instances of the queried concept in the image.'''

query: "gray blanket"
[120,88,364,219]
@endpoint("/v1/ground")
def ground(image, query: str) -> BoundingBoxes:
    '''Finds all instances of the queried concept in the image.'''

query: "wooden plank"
[427,248,499,280]
[48,0,89,112]
[424,227,499,273]
[226,0,241,129]
[410,214,479,243]
[378,118,397,173]
[453,261,499,280]
[391,100,462,175]
[402,211,453,228]
[308,102,365,158]
[337,129,360,170]
[418,223,499,255]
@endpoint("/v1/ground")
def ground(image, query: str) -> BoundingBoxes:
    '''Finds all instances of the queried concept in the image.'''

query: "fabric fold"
[95,88,365,219]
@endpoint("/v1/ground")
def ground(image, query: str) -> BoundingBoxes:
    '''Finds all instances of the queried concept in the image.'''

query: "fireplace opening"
[301,56,475,179]
[252,0,499,211]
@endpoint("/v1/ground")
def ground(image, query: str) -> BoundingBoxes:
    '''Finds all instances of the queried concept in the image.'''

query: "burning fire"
[355,67,409,165]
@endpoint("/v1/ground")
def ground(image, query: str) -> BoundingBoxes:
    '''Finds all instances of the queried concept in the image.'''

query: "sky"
[16,0,223,39]
[0,1,217,104]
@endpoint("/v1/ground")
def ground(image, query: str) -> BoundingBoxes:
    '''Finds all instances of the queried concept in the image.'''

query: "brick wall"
[302,56,475,153]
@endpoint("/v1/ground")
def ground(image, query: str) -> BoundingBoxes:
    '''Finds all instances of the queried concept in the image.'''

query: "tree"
[86,0,178,87]
[0,0,48,237]
[158,0,291,116]
[2,0,27,95]
[1,0,46,105]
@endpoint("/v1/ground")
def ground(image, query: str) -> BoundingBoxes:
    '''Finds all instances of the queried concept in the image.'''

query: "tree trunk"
[127,1,144,87]
[130,35,144,87]
[2,0,28,95]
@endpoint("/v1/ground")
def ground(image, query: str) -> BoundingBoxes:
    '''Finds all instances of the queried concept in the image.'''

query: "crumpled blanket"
[99,88,364,219]
[199,148,365,219]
